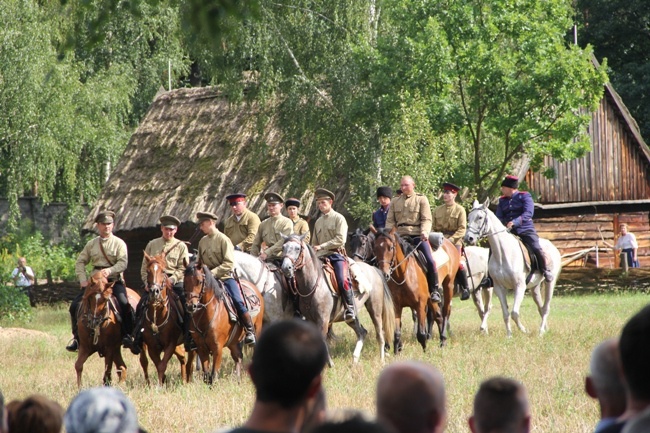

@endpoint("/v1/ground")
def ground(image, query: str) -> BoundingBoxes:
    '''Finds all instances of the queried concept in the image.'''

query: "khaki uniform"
[75,235,128,283]
[311,210,348,258]
[140,238,189,285]
[224,209,261,252]
[250,215,294,259]
[385,193,432,237]
[291,217,311,243]
[432,202,467,246]
[198,228,235,281]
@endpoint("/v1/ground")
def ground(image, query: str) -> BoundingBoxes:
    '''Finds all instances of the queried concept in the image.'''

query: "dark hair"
[472,377,528,433]
[620,304,650,400]
[250,320,328,408]
[6,395,64,433]
[310,415,395,433]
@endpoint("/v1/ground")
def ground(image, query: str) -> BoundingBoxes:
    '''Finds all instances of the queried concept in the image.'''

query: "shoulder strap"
[98,239,115,266]
[163,240,182,255]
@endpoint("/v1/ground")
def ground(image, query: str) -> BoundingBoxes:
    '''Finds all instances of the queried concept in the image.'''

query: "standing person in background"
[285,198,311,243]
[431,182,470,301]
[11,257,35,307]
[371,186,392,230]
[223,193,261,253]
[615,223,640,268]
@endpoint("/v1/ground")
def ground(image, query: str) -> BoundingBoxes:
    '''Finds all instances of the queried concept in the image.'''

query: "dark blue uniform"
[372,206,390,229]
[496,191,549,274]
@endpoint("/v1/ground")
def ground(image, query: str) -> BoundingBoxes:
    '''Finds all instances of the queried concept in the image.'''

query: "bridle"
[83,281,112,345]
[351,233,372,262]
[282,238,321,298]
[466,207,510,240]
[375,232,421,285]
[185,264,220,338]
[145,261,172,334]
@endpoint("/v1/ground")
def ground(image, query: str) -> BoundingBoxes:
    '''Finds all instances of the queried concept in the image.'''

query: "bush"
[0,285,32,321]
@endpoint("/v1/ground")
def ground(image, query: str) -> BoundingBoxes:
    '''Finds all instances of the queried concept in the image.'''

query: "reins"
[376,234,422,285]
[187,268,220,338]
[285,239,322,298]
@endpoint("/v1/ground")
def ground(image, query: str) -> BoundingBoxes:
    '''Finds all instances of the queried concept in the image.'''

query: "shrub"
[0,285,32,321]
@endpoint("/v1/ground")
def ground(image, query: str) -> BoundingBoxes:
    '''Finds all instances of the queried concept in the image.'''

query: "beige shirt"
[140,237,189,285]
[432,202,467,246]
[75,235,128,283]
[198,228,235,281]
[291,217,311,243]
[223,209,261,252]
[311,210,348,258]
[385,193,432,237]
[251,215,294,259]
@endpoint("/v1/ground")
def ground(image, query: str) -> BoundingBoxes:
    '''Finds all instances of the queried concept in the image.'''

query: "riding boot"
[121,307,136,348]
[533,248,554,282]
[458,268,470,301]
[429,270,441,303]
[184,312,197,352]
[292,294,302,319]
[241,312,257,346]
[65,311,79,352]
[478,275,493,289]
[341,288,356,323]
[128,295,148,354]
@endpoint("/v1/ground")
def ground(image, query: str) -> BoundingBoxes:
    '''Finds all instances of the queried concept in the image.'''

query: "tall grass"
[0,293,647,433]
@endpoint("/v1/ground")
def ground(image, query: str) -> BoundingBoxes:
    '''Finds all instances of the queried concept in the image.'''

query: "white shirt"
[11,266,35,287]
[615,233,638,250]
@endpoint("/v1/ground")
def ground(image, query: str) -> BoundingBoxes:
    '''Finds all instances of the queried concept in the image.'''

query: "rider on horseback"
[285,197,311,243]
[311,188,356,323]
[496,175,554,282]
[197,211,257,345]
[372,186,393,229]
[66,211,133,352]
[385,176,441,303]
[127,214,192,354]
[432,182,470,301]
[223,193,261,253]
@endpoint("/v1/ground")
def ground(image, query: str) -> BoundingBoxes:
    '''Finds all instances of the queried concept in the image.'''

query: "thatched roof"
[83,86,349,232]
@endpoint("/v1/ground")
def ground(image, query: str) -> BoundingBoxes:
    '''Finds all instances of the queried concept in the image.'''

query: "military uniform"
[432,202,466,246]
[140,238,188,286]
[197,212,256,344]
[386,191,440,302]
[251,215,294,260]
[224,208,261,253]
[290,217,310,243]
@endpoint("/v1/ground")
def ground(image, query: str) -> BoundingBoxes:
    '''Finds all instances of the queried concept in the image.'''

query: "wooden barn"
[525,77,650,268]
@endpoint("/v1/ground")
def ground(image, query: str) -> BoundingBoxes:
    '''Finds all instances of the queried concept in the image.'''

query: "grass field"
[0,292,648,433]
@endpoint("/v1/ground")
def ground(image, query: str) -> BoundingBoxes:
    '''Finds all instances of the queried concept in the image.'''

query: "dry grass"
[0,293,646,433]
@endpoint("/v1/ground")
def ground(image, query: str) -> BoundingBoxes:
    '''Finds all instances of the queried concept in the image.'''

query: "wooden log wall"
[535,211,650,268]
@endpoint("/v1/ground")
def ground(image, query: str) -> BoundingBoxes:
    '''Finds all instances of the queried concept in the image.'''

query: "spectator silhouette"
[6,394,64,433]
[376,361,446,433]
[0,390,7,433]
[468,377,530,433]
[586,338,627,433]
[65,387,145,433]
[621,407,650,433]
[309,414,396,433]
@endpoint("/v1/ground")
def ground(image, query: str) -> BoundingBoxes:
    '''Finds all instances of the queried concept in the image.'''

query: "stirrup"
[65,338,78,352]
[430,288,441,303]
[343,308,356,323]
[460,288,470,301]
[244,331,256,345]
[122,334,134,348]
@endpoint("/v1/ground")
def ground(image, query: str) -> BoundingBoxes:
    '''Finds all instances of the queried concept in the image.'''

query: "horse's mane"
[83,275,110,301]
[202,265,225,299]
[287,234,321,271]
[376,228,409,253]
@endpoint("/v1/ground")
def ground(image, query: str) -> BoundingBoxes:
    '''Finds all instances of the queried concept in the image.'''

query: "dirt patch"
[0,327,55,341]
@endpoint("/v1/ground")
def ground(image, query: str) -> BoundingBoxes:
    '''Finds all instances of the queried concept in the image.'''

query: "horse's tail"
[380,279,395,344]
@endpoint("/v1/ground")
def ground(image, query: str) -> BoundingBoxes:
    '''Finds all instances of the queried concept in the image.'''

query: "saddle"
[400,236,450,276]
[511,236,547,283]
[321,258,372,298]
[220,279,263,323]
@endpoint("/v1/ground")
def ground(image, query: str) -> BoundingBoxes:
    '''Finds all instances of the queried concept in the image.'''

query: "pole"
[168,59,172,91]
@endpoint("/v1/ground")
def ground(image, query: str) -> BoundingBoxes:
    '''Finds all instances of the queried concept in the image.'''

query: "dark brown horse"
[183,260,264,384]
[371,227,460,352]
[75,273,149,387]
[142,252,194,385]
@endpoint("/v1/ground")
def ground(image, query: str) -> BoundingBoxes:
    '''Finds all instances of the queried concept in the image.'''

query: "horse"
[348,228,376,264]
[280,234,395,365]
[463,246,493,333]
[371,227,460,352]
[183,260,264,384]
[464,199,562,336]
[233,251,294,324]
[142,252,194,385]
[74,273,148,387]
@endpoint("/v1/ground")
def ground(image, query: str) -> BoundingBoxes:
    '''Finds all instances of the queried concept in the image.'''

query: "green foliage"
[0,285,32,321]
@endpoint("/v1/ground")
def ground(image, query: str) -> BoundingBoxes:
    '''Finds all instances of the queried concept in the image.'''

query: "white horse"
[463,246,493,333]
[463,199,561,336]
[233,251,294,324]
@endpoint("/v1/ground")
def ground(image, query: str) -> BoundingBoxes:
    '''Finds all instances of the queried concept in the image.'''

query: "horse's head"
[281,233,308,279]
[349,228,374,262]
[83,273,115,327]
[464,198,491,245]
[373,227,398,280]
[144,251,169,303]
[184,259,205,313]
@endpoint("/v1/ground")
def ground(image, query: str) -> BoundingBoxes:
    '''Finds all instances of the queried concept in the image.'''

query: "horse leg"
[493,285,513,338]
[319,320,335,367]
[364,297,385,364]
[174,345,188,383]
[139,346,150,385]
[103,353,114,386]
[416,300,428,351]
[158,345,177,386]
[211,345,223,385]
[537,280,554,335]
[114,351,127,384]
[75,349,91,388]
[229,343,243,382]
[394,308,403,355]
[510,282,528,334]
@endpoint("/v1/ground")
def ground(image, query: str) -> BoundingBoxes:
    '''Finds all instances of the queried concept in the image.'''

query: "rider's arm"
[512,193,534,228]
[265,219,294,258]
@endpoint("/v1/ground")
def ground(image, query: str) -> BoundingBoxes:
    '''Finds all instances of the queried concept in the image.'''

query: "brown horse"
[75,273,149,387]
[371,227,460,352]
[183,260,264,384]
[142,252,194,385]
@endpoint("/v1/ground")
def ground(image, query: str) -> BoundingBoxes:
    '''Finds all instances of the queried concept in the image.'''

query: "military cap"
[264,192,284,204]
[376,186,393,199]
[442,182,460,193]
[159,215,181,228]
[196,211,218,223]
[94,211,115,224]
[225,193,247,205]
[285,197,301,208]
[501,175,519,189]
[314,188,335,201]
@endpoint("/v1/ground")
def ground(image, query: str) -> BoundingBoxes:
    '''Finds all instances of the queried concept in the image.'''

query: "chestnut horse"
[75,273,148,387]
[183,261,264,384]
[371,227,460,352]
[142,252,194,385]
